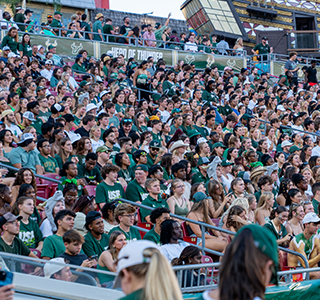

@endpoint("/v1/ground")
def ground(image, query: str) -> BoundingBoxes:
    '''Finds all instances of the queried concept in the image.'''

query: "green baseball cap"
[36,86,46,92]
[236,224,279,285]
[96,146,111,153]
[221,159,233,167]
[188,129,201,138]
[197,157,210,166]
[48,45,56,50]
[119,69,126,74]
[149,140,161,148]
[289,145,301,153]
[130,64,137,69]
[54,11,62,15]
[110,72,118,79]
[212,142,226,149]
[135,164,148,172]
[192,192,211,203]
[79,80,90,88]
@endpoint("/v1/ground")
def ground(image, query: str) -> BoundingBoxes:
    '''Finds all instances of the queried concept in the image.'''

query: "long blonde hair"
[221,197,249,222]
[255,192,273,217]
[121,247,183,300]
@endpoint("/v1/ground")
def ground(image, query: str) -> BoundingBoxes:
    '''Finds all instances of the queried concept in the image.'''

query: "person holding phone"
[284,52,299,86]
[0,283,14,300]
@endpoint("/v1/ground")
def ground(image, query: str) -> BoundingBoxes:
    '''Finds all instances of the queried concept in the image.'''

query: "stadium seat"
[137,222,152,238]
[137,208,142,223]
[50,91,58,96]
[30,248,41,258]
[181,221,189,237]
[67,61,74,67]
[183,236,197,245]
[36,184,50,202]
[41,174,61,197]
[65,92,73,97]
[85,185,96,196]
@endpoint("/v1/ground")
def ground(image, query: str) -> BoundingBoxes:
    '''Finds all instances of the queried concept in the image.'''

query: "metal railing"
[2,21,247,57]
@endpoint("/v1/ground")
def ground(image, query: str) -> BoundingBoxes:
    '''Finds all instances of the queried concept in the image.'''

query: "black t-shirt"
[59,252,96,285]
[119,25,131,35]
[306,67,317,83]
[75,127,90,137]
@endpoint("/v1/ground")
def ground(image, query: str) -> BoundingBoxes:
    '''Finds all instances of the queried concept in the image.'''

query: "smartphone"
[89,255,98,261]
[0,270,13,287]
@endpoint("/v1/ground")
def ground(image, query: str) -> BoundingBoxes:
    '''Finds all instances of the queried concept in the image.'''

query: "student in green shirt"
[103,18,116,42]
[140,179,170,222]
[108,203,141,243]
[96,163,125,209]
[146,140,161,168]
[50,11,64,36]
[125,165,149,203]
[17,196,44,250]
[42,210,76,259]
[77,153,103,185]
[38,139,59,174]
[19,33,32,57]
[82,211,109,258]
[1,27,19,53]
[72,54,86,74]
[143,207,170,245]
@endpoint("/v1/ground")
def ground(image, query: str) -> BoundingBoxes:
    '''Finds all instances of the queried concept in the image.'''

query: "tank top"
[174,201,189,217]
[97,264,115,284]
[137,74,148,85]
[293,233,316,259]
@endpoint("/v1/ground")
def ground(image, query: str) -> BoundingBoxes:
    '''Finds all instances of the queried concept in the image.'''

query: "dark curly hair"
[0,129,14,147]
[12,168,37,193]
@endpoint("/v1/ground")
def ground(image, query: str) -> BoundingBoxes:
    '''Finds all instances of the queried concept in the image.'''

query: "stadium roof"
[33,0,96,9]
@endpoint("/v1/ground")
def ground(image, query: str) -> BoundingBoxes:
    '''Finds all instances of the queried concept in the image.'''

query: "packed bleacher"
[1,5,320,300]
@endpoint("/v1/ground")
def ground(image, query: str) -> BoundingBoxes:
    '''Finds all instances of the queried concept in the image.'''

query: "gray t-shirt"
[285,60,297,78]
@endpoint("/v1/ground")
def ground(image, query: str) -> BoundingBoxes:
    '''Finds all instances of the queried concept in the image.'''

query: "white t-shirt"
[160,242,189,261]
[312,146,320,157]
[159,109,170,123]
[40,218,53,238]
[5,124,22,138]
[184,42,198,52]
[91,138,104,153]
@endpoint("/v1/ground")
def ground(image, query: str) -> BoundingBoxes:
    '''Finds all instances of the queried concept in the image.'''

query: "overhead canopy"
[32,0,96,10]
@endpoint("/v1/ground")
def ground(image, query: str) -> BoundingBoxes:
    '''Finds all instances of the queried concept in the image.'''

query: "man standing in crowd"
[252,36,273,62]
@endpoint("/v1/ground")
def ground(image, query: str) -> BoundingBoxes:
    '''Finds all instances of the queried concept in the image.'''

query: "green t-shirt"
[108,225,141,244]
[0,236,30,256]
[119,289,144,300]
[14,13,25,31]
[162,80,176,97]
[263,221,287,241]
[8,147,41,174]
[95,181,125,204]
[41,234,65,258]
[191,171,210,185]
[194,125,209,139]
[253,43,271,55]
[312,198,319,214]
[51,18,63,29]
[103,24,115,42]
[93,20,103,41]
[19,219,44,249]
[140,195,169,222]
[55,154,77,170]
[39,154,58,173]
[31,117,43,135]
[18,43,32,57]
[118,167,135,183]
[115,103,127,115]
[146,153,155,168]
[1,35,19,53]
[143,228,160,245]
[77,165,103,183]
[38,110,52,123]
[72,63,86,73]
[82,230,109,258]
[125,179,148,202]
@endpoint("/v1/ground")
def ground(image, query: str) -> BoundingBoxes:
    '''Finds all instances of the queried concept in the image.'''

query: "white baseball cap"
[44,257,66,278]
[197,137,207,144]
[113,241,158,288]
[281,140,293,148]
[277,105,286,112]
[303,212,320,224]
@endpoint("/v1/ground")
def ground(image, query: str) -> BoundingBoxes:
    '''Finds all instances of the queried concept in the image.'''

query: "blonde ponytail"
[144,249,183,300]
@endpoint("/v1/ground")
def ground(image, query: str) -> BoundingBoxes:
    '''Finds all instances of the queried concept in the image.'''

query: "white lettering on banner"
[110,47,164,62]
[137,50,163,61]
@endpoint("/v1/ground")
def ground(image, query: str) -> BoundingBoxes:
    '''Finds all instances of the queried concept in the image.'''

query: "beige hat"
[170,140,189,153]
[250,166,267,181]
[1,109,13,119]
[95,13,104,19]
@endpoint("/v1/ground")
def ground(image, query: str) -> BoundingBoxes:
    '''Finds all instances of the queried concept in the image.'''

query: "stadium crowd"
[0,7,320,298]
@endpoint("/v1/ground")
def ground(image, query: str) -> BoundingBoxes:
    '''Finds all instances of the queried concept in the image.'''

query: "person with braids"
[171,245,205,287]
[263,206,292,246]
[97,231,127,286]
[62,183,78,210]
[58,161,88,197]
[113,240,183,300]
[0,184,12,217]
[198,224,279,300]
[72,195,96,236]
[276,178,293,206]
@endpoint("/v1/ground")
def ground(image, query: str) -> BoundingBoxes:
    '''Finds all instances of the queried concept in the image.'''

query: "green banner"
[21,32,245,71]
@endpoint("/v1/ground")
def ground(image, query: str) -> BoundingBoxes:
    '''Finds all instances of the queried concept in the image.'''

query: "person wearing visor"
[113,240,182,300]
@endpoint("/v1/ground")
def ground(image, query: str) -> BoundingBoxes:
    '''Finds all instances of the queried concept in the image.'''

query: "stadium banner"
[20,32,245,70]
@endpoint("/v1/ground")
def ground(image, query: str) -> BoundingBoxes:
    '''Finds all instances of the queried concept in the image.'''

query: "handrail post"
[201,225,205,255]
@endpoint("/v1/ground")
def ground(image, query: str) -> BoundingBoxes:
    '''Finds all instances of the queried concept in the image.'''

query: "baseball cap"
[47,14,53,18]
[86,103,97,112]
[303,212,320,224]
[281,140,293,148]
[171,108,181,114]
[197,137,207,144]
[289,145,301,153]
[135,164,148,172]
[0,212,22,229]
[45,60,53,65]
[238,171,251,183]
[149,140,161,149]
[236,225,278,285]
[51,103,65,114]
[1,109,13,119]
[2,46,10,51]
[25,9,33,14]
[79,80,90,88]
[262,36,268,40]
[54,11,62,15]
[100,90,111,98]
[192,192,210,203]
[96,145,111,153]
[44,258,66,278]
[22,111,36,121]
[18,133,34,144]
[76,54,83,59]
[155,22,161,29]
[36,86,46,92]
[85,211,102,227]
[8,52,18,58]
[212,142,226,149]
[277,105,286,112]
[197,157,210,166]
[48,45,56,50]
[113,241,159,288]
[221,159,233,167]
